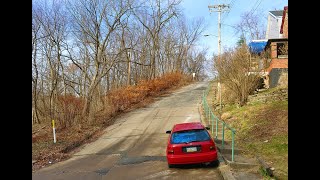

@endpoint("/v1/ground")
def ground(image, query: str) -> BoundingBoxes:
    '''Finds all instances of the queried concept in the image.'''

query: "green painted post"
[203,101,205,116]
[202,93,204,105]
[232,130,235,162]
[206,103,208,118]
[207,104,209,119]
[202,93,205,120]
[207,105,209,118]
[204,100,206,116]
[205,101,207,116]
[215,117,218,139]
[211,113,214,135]
[222,123,225,149]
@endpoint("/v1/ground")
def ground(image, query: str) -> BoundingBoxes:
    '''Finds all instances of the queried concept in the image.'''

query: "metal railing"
[202,83,236,162]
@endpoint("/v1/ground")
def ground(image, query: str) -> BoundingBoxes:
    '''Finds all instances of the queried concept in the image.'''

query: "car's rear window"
[171,129,211,144]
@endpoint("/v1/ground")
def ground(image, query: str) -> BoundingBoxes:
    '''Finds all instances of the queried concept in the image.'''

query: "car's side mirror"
[205,127,210,130]
[166,130,171,134]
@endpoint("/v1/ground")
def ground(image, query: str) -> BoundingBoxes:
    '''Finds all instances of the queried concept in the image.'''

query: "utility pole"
[208,3,229,113]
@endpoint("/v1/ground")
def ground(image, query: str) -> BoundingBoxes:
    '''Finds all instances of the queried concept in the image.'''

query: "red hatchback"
[165,122,218,168]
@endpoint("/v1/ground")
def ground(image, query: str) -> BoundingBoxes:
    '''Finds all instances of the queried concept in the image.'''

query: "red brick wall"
[266,59,288,73]
[271,42,277,59]
[283,13,288,38]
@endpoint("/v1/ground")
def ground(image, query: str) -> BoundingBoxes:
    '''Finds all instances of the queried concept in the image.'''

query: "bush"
[56,95,85,128]
[107,72,187,113]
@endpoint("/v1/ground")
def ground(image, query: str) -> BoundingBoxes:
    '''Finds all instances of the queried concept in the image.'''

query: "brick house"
[264,6,288,88]
[248,6,288,89]
[263,38,288,88]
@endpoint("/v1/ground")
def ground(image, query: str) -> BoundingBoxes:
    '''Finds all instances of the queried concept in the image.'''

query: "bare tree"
[159,15,206,75]
[189,48,208,80]
[132,0,181,78]
[214,44,260,106]
[180,17,206,73]
[32,0,210,127]
[67,0,133,120]
[235,11,266,42]
[32,0,70,126]
[32,1,42,124]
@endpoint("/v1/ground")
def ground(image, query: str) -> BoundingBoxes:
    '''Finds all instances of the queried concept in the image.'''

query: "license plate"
[186,147,197,152]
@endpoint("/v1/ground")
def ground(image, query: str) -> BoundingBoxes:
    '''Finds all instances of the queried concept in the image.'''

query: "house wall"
[266,14,282,39]
[269,68,288,88]
[264,41,288,89]
[266,58,288,73]
[267,41,288,73]
[283,12,288,38]
[271,42,277,59]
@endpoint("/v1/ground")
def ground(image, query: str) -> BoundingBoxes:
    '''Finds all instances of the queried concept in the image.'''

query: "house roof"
[269,10,283,17]
[264,38,288,50]
[248,40,268,54]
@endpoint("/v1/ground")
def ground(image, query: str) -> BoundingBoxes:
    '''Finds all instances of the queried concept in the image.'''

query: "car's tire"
[168,164,174,168]
[210,160,220,167]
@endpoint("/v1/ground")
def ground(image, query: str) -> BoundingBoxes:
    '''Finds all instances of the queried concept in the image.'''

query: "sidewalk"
[215,139,263,180]
[198,105,264,180]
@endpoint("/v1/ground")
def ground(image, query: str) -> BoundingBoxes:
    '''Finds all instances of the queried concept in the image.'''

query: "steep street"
[32,82,223,180]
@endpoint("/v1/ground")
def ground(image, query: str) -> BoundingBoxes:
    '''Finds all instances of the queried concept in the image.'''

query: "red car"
[165,122,218,168]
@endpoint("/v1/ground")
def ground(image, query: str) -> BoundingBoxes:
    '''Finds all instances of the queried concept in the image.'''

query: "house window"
[277,42,288,58]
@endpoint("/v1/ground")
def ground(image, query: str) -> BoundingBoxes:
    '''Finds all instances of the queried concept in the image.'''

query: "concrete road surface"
[32,82,223,180]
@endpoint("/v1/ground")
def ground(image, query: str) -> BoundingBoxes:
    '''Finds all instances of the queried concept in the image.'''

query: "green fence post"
[232,130,235,162]
[211,113,214,135]
[206,103,208,118]
[215,117,218,139]
[222,123,225,149]
[205,102,208,117]
[202,93,204,105]
[204,100,206,116]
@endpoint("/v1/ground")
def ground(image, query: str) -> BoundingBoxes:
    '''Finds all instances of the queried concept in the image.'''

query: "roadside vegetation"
[32,72,192,171]
[209,84,288,179]
[32,0,209,172]
[207,25,288,178]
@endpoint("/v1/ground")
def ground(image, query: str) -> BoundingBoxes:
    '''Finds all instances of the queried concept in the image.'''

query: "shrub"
[107,72,186,113]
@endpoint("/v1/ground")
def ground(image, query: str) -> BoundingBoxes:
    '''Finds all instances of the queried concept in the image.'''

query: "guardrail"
[202,83,236,162]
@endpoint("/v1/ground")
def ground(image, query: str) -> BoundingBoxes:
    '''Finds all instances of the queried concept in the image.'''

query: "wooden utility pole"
[208,3,229,112]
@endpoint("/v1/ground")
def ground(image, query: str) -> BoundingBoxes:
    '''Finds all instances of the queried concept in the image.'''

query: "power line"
[208,4,229,56]
[248,0,264,15]
[221,23,237,29]
[221,0,235,22]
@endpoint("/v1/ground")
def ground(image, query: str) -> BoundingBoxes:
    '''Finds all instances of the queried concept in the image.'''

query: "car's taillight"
[210,145,216,151]
[168,149,174,154]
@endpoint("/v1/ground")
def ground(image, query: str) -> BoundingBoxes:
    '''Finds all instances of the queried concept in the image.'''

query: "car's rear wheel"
[168,163,174,168]
[209,160,220,167]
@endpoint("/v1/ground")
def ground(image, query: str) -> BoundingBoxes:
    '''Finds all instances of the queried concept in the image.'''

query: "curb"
[198,104,236,180]
[217,151,236,180]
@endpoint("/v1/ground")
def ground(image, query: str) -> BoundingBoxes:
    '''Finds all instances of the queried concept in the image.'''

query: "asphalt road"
[32,81,223,180]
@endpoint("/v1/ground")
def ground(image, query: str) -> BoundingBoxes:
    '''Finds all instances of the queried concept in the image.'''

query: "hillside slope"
[213,86,288,179]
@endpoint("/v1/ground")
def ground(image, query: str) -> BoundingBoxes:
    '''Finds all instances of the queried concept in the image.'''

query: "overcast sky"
[180,0,288,56]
